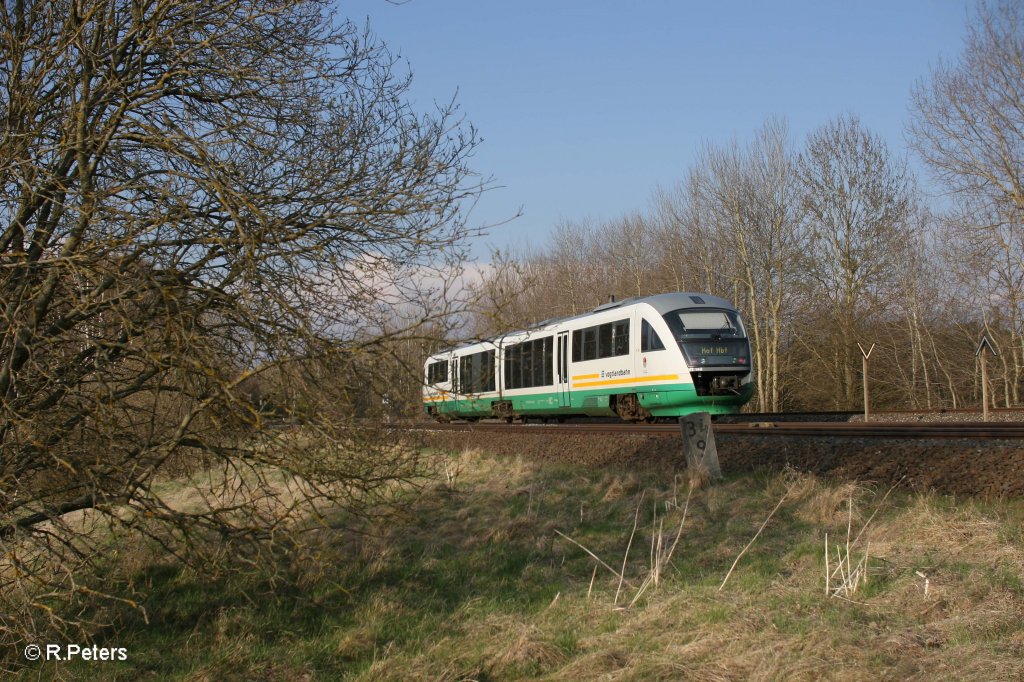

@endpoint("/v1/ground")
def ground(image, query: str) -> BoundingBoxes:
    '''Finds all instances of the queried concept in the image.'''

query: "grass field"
[21,447,1024,680]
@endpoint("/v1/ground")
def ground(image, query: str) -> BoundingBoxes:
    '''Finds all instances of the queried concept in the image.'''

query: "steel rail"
[412,420,1024,440]
[719,407,1024,421]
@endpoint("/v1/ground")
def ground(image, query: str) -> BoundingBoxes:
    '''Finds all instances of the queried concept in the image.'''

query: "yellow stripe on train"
[573,374,680,388]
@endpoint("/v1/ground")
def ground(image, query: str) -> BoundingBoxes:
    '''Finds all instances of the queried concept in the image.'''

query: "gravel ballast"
[421,428,1024,497]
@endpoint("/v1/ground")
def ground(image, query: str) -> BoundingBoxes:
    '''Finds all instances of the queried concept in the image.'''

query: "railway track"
[716,408,1024,423]
[412,414,1024,497]
[419,420,1024,440]
[412,412,1024,497]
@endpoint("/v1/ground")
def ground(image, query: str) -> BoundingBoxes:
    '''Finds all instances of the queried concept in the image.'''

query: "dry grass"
[684,460,714,492]
[600,472,641,502]
[350,458,1024,681]
[791,478,864,526]
[486,618,569,676]
[10,448,1024,681]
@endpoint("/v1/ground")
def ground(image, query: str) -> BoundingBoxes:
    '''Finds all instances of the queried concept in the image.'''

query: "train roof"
[590,292,736,316]
[532,292,737,327]
[428,292,738,359]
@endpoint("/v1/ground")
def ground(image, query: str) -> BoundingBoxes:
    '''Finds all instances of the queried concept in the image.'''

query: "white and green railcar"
[423,292,754,421]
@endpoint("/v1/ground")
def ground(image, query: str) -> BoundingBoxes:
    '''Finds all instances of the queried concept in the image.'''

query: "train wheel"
[613,393,652,422]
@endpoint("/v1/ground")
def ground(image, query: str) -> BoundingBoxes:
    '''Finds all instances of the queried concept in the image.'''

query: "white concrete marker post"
[679,412,721,479]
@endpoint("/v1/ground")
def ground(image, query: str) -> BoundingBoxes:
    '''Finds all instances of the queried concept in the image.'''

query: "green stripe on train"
[424,382,753,418]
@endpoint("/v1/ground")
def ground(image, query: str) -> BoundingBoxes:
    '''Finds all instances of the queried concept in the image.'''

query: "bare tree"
[909,1,1024,218]
[688,139,773,409]
[495,219,604,324]
[650,178,731,296]
[936,197,1024,406]
[467,249,540,338]
[797,115,915,409]
[739,119,806,411]
[909,0,1024,406]
[0,0,481,653]
[598,212,655,298]
[649,189,697,293]
[659,119,805,411]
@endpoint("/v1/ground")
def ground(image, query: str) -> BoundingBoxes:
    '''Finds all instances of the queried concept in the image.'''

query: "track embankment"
[419,426,1024,498]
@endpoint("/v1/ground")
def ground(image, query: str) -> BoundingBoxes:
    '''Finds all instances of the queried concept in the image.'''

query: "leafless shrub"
[0,0,482,659]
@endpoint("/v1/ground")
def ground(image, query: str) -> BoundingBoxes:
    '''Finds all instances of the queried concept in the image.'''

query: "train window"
[573,327,598,360]
[503,344,519,389]
[504,337,554,389]
[459,350,496,393]
[542,337,553,385]
[663,309,745,340]
[678,311,737,333]
[641,319,666,352]
[522,342,534,387]
[571,319,630,361]
[534,339,543,384]
[583,328,598,361]
[597,324,613,358]
[427,360,449,384]
[597,319,629,358]
[612,320,629,356]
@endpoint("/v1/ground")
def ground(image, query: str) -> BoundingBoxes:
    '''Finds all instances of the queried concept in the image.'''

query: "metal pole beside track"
[976,335,997,423]
[858,343,875,423]
[982,352,989,423]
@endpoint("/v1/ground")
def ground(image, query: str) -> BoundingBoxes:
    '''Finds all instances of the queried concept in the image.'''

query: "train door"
[450,353,459,409]
[556,331,570,407]
[634,309,645,378]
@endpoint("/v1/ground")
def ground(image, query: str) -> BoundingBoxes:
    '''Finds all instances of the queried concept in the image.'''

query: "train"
[422,292,754,422]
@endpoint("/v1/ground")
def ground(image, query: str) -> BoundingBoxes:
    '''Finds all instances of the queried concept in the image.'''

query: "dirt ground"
[421,429,1024,497]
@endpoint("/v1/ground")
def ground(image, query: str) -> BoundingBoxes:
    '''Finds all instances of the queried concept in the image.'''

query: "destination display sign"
[681,340,749,367]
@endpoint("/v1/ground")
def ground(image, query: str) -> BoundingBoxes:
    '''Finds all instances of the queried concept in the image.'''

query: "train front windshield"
[662,308,750,368]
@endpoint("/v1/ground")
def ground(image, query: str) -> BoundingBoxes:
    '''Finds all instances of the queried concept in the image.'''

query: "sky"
[342,0,973,260]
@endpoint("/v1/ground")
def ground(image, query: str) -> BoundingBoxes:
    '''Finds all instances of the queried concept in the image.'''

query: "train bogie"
[423,293,754,422]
